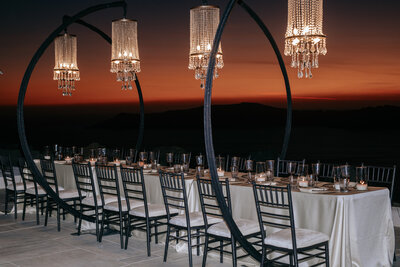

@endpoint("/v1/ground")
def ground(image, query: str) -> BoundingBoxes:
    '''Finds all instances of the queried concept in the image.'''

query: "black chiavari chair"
[41,159,80,231]
[253,183,329,266]
[159,170,222,267]
[121,166,174,254]
[276,158,306,177]
[364,164,396,201]
[18,158,46,224]
[197,177,261,267]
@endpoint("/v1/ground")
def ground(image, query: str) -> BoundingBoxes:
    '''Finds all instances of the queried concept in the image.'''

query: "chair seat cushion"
[26,185,64,195]
[59,189,84,200]
[81,194,124,206]
[129,204,178,218]
[207,219,261,238]
[264,228,329,249]
[169,211,223,227]
[104,199,144,212]
[7,182,35,191]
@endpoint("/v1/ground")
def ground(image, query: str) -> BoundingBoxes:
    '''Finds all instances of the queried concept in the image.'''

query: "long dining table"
[35,161,395,267]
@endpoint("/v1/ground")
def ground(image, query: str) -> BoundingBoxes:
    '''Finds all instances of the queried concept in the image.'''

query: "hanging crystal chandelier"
[110,18,140,90]
[53,33,80,96]
[189,5,223,89]
[284,0,327,78]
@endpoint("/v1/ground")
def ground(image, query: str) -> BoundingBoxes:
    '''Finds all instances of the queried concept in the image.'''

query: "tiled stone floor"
[0,213,257,267]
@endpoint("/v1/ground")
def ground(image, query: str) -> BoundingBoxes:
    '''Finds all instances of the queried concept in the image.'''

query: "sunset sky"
[1,0,400,111]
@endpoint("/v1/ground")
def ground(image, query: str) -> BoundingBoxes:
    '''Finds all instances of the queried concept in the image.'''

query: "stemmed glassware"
[332,166,341,190]
[166,152,174,167]
[231,157,240,168]
[139,151,148,167]
[149,151,156,163]
[266,160,274,181]
[245,159,254,183]
[113,149,121,162]
[312,163,321,184]
[287,162,297,184]
[256,162,266,181]
[43,146,51,160]
[196,154,204,166]
[181,153,190,173]
[340,164,351,192]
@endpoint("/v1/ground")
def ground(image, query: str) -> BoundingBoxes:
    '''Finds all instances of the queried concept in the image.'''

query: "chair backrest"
[0,155,16,190]
[196,177,231,228]
[318,162,335,181]
[18,157,37,192]
[40,159,60,194]
[252,183,297,254]
[159,170,189,222]
[364,165,396,200]
[72,162,96,201]
[120,166,147,213]
[95,164,122,209]
[276,158,306,177]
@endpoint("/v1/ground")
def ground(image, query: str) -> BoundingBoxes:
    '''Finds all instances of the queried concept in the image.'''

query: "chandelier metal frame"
[16,0,294,262]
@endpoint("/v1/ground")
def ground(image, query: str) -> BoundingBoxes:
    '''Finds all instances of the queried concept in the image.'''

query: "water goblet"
[174,164,182,174]
[181,153,190,165]
[332,166,341,191]
[340,164,351,192]
[287,162,297,184]
[149,151,156,163]
[256,162,266,182]
[196,166,205,177]
[196,154,204,166]
[245,160,254,183]
[231,156,240,168]
[139,151,147,163]
[166,153,174,167]
[230,165,239,179]
[312,163,321,184]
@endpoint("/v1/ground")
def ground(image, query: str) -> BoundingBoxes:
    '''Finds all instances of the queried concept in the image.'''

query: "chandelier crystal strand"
[284,0,327,79]
[111,18,140,90]
[189,5,223,89]
[53,33,79,96]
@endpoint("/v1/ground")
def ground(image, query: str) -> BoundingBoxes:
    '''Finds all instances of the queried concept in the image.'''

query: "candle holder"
[298,176,308,187]
[356,166,368,191]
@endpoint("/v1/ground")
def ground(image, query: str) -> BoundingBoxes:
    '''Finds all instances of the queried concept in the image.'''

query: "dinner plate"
[299,187,329,194]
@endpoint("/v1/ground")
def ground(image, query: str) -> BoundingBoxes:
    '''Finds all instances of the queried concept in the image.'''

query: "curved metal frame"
[16,1,145,221]
[204,0,293,261]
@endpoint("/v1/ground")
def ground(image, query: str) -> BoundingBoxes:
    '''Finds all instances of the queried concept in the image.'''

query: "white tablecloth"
[39,162,395,266]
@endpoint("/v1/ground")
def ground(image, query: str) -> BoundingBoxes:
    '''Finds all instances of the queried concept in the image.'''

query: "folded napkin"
[299,187,328,194]
[259,181,277,186]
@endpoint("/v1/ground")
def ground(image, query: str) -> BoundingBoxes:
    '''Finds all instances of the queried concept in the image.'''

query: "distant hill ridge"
[91,102,400,130]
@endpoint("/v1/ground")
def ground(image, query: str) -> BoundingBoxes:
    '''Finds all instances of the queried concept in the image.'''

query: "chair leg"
[163,225,171,262]
[176,230,179,244]
[95,207,99,242]
[4,190,8,215]
[14,192,18,219]
[57,203,61,231]
[260,246,266,267]
[202,235,209,267]
[125,216,130,250]
[99,212,105,242]
[231,236,237,267]
[146,218,151,256]
[73,200,77,223]
[77,204,83,236]
[325,243,330,267]
[187,229,193,267]
[22,196,27,221]
[154,220,158,244]
[119,213,124,249]
[41,197,45,215]
[44,198,50,226]
[196,229,200,256]
[35,196,40,225]
[220,240,223,263]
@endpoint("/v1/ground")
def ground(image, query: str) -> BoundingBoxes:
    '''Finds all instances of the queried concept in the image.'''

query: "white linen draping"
[36,162,394,266]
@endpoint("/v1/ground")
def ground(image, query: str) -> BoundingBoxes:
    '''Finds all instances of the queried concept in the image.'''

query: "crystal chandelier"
[110,18,141,90]
[189,5,223,89]
[284,0,327,78]
[53,33,80,96]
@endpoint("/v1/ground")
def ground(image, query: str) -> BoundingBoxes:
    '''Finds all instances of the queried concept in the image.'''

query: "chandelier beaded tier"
[111,18,140,90]
[284,0,327,79]
[53,33,80,96]
[189,5,223,89]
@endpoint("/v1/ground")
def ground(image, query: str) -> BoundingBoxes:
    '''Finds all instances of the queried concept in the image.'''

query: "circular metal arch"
[204,0,293,261]
[16,1,145,222]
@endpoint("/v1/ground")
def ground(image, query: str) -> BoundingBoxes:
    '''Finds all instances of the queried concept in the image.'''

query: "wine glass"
[256,162,266,181]
[216,156,225,172]
[139,152,148,166]
[166,153,174,167]
[340,164,351,192]
[181,153,190,165]
[266,160,274,181]
[196,154,204,166]
[231,156,240,168]
[230,165,239,179]
[356,166,367,183]
[149,151,155,163]
[287,162,297,183]
[113,149,121,162]
[312,163,321,184]
[332,166,341,190]
[245,159,254,183]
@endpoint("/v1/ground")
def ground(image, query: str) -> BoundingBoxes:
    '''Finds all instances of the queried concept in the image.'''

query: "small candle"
[298,180,309,187]
[114,159,121,166]
[334,182,341,190]
[217,168,225,177]
[356,181,368,191]
[65,156,72,164]
[89,158,97,165]
[44,155,51,160]
[138,161,145,167]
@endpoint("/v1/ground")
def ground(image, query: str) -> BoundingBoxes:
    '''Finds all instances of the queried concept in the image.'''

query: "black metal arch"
[16,1,144,222]
[204,0,293,261]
